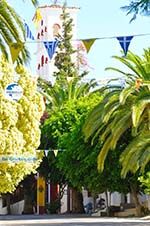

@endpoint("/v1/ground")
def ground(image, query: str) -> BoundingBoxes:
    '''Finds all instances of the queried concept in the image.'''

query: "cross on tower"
[51,0,67,4]
[51,0,59,4]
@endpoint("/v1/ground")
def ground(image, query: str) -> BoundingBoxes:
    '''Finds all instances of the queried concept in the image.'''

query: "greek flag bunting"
[24,23,34,40]
[44,40,59,60]
[117,36,133,56]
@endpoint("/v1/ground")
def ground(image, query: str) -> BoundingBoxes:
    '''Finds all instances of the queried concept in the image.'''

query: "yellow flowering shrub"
[0,58,45,193]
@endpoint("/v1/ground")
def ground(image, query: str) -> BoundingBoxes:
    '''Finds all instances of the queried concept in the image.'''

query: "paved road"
[0,215,150,226]
[0,222,149,226]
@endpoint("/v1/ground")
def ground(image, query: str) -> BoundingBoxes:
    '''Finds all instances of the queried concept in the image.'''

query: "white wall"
[0,198,24,215]
[111,192,122,206]
[10,200,24,214]
[60,186,68,213]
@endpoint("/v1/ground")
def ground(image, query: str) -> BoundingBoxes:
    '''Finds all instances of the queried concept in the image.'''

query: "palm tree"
[83,48,150,178]
[121,0,150,21]
[0,0,38,63]
[39,77,98,112]
[30,0,39,6]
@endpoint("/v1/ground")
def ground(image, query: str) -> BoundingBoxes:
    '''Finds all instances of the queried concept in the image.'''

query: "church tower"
[33,3,79,83]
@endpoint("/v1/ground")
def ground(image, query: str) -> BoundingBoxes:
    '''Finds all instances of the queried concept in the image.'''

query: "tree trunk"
[23,191,33,214]
[71,188,84,213]
[67,186,70,213]
[105,191,109,216]
[6,193,11,215]
[22,175,36,214]
[130,184,142,217]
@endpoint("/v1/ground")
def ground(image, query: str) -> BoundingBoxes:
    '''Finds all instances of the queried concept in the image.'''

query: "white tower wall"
[35,5,79,83]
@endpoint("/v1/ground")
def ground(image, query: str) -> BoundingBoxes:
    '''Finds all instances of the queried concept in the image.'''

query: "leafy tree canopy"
[57,117,133,194]
[0,58,45,193]
[40,91,138,195]
[139,171,150,194]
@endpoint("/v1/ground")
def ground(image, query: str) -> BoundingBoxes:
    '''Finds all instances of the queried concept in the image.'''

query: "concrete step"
[114,208,137,217]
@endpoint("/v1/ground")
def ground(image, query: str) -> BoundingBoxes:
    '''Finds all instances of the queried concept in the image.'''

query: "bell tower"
[34,3,79,83]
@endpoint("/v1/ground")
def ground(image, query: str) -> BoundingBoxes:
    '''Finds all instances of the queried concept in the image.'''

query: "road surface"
[0,215,150,226]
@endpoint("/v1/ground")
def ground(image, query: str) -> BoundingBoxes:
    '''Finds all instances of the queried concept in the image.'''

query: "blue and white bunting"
[24,23,35,40]
[117,36,133,56]
[44,40,59,60]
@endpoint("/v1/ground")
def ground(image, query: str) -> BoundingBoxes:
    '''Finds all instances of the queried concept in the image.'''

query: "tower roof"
[33,4,79,20]
[39,4,79,10]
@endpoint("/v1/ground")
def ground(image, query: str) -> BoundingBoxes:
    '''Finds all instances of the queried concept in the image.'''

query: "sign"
[5,83,23,101]
[37,176,45,214]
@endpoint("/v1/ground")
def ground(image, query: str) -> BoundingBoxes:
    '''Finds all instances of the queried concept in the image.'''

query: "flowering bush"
[0,58,45,193]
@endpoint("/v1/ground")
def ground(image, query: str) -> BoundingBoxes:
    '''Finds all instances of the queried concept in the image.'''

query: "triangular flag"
[117,36,133,56]
[44,150,49,157]
[82,38,96,53]
[53,150,58,157]
[44,40,59,60]
[24,23,34,40]
[33,8,42,26]
[9,41,24,63]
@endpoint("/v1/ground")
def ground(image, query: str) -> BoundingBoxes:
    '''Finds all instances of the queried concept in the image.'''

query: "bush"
[46,200,61,214]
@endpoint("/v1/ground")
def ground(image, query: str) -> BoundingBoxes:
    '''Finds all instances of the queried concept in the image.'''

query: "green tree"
[57,97,144,216]
[53,4,88,86]
[121,0,150,21]
[84,49,150,176]
[40,93,102,213]
[39,77,98,213]
[39,3,98,213]
[139,171,150,194]
[53,4,77,83]
[39,76,97,112]
[83,49,150,216]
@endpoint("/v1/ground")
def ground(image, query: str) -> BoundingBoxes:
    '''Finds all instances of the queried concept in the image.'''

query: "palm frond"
[112,55,144,79]
[105,67,128,76]
[119,86,135,104]
[121,0,150,22]
[110,111,131,150]
[31,0,39,7]
[97,136,112,172]
[120,131,150,177]
[0,0,30,63]
[140,147,150,172]
[132,95,150,128]
[84,48,150,177]
[83,102,104,140]
[127,51,149,80]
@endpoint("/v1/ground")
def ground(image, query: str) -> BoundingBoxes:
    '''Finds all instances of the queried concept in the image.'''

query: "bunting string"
[22,8,150,61]
[21,27,150,63]
[24,32,150,43]
[10,32,150,64]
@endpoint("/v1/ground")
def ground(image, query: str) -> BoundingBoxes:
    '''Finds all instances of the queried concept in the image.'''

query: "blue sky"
[9,0,150,81]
